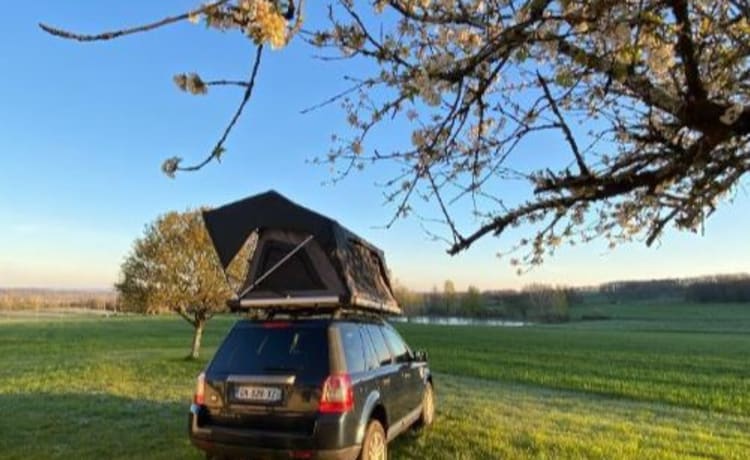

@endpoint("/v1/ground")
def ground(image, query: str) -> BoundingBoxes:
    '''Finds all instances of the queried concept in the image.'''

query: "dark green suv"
[189,316,434,460]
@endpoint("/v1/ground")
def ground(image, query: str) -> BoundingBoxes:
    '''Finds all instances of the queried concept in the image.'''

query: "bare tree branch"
[536,72,591,176]
[39,0,229,42]
[205,80,251,88]
[177,45,264,173]
[174,306,198,328]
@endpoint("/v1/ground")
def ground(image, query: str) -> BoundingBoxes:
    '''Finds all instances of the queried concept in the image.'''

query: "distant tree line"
[391,273,750,323]
[497,285,573,323]
[685,275,750,303]
[600,279,685,303]
[598,274,750,304]
[392,281,572,323]
[0,289,116,311]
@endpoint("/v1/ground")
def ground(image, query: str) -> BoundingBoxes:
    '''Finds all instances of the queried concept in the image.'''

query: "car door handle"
[382,377,391,386]
[402,372,411,379]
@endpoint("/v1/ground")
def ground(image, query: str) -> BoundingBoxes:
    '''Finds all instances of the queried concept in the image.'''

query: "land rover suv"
[188,316,435,460]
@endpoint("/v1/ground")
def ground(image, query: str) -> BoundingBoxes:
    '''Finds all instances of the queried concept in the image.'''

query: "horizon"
[2,2,749,292]
[3,269,750,294]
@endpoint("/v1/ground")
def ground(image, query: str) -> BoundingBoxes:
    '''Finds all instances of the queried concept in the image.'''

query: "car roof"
[234,316,388,327]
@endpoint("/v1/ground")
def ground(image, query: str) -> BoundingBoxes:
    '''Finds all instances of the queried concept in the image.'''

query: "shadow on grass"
[0,392,201,460]
[0,391,442,460]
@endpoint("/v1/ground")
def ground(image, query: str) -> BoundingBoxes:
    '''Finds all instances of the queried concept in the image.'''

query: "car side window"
[338,323,366,373]
[365,324,393,367]
[359,325,380,370]
[382,326,412,364]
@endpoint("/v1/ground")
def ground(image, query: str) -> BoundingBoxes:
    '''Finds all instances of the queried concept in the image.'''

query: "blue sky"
[1,1,748,291]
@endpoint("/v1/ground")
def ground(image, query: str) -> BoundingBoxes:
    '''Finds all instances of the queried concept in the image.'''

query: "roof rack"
[236,305,394,322]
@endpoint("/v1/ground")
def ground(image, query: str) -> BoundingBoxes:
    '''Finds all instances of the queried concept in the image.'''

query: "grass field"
[1,303,749,459]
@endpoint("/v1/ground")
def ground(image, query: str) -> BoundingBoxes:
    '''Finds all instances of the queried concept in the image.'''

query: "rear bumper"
[188,405,360,460]
[190,437,359,460]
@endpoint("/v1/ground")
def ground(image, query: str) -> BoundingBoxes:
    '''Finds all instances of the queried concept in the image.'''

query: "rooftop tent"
[202,191,401,315]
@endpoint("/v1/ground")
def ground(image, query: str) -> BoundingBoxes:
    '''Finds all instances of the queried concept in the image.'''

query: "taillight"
[263,321,291,329]
[319,373,354,413]
[194,372,205,405]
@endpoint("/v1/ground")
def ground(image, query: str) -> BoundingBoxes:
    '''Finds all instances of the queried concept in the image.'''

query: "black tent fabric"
[202,191,401,315]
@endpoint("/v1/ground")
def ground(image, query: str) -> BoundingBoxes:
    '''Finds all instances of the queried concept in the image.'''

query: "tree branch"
[205,79,250,88]
[536,72,591,176]
[556,41,681,115]
[174,306,198,328]
[39,0,229,42]
[177,45,264,173]
[670,0,707,102]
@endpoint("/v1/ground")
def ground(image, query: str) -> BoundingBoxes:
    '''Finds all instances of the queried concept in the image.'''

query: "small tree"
[461,285,483,316]
[443,280,456,315]
[392,279,424,316]
[116,210,253,358]
[425,285,441,316]
[522,284,570,322]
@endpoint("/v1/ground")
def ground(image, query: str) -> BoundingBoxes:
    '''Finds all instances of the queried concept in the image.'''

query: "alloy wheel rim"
[368,429,386,460]
[424,386,434,422]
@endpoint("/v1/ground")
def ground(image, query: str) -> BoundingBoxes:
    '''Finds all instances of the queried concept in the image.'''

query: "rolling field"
[1,303,749,459]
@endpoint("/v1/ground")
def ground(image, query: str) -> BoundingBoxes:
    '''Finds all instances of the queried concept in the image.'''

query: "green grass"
[399,303,750,415]
[1,304,749,459]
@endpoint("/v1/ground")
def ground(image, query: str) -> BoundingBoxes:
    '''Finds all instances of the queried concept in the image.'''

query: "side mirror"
[413,350,428,362]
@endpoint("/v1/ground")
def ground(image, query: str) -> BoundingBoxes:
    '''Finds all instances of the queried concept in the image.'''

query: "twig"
[300,80,370,114]
[205,80,250,88]
[537,72,590,176]
[426,169,463,245]
[178,45,264,172]
[39,0,229,42]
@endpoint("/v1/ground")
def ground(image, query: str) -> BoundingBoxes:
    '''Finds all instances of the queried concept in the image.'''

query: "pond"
[390,316,528,327]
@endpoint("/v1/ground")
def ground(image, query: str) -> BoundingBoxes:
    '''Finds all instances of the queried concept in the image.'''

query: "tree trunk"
[190,320,204,359]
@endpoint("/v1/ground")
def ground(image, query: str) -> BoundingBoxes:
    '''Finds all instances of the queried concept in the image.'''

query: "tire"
[359,419,387,460]
[418,382,435,428]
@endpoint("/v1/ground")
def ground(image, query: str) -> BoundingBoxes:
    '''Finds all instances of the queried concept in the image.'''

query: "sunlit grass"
[398,303,750,414]
[1,304,748,459]
[391,375,750,459]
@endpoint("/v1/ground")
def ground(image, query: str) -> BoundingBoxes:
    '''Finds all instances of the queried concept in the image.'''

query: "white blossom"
[720,104,745,126]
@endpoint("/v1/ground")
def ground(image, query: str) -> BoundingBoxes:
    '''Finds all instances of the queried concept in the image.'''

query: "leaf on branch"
[212,145,226,162]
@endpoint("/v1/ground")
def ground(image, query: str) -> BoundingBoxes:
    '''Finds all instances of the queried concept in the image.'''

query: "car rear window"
[207,322,329,381]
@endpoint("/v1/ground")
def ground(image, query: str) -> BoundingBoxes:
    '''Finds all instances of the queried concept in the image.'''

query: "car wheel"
[419,382,435,427]
[360,419,387,460]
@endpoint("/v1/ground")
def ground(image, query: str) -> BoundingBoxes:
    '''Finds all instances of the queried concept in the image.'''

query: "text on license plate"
[234,385,282,402]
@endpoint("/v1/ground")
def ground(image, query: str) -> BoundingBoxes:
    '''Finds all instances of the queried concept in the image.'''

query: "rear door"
[203,320,329,435]
[382,324,422,413]
[334,322,369,430]
[362,324,404,422]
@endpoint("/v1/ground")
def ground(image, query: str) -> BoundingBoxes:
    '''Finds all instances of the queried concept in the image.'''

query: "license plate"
[234,385,282,403]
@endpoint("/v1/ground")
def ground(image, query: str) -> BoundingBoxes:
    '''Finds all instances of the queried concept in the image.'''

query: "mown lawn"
[1,303,749,459]
[399,303,750,415]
